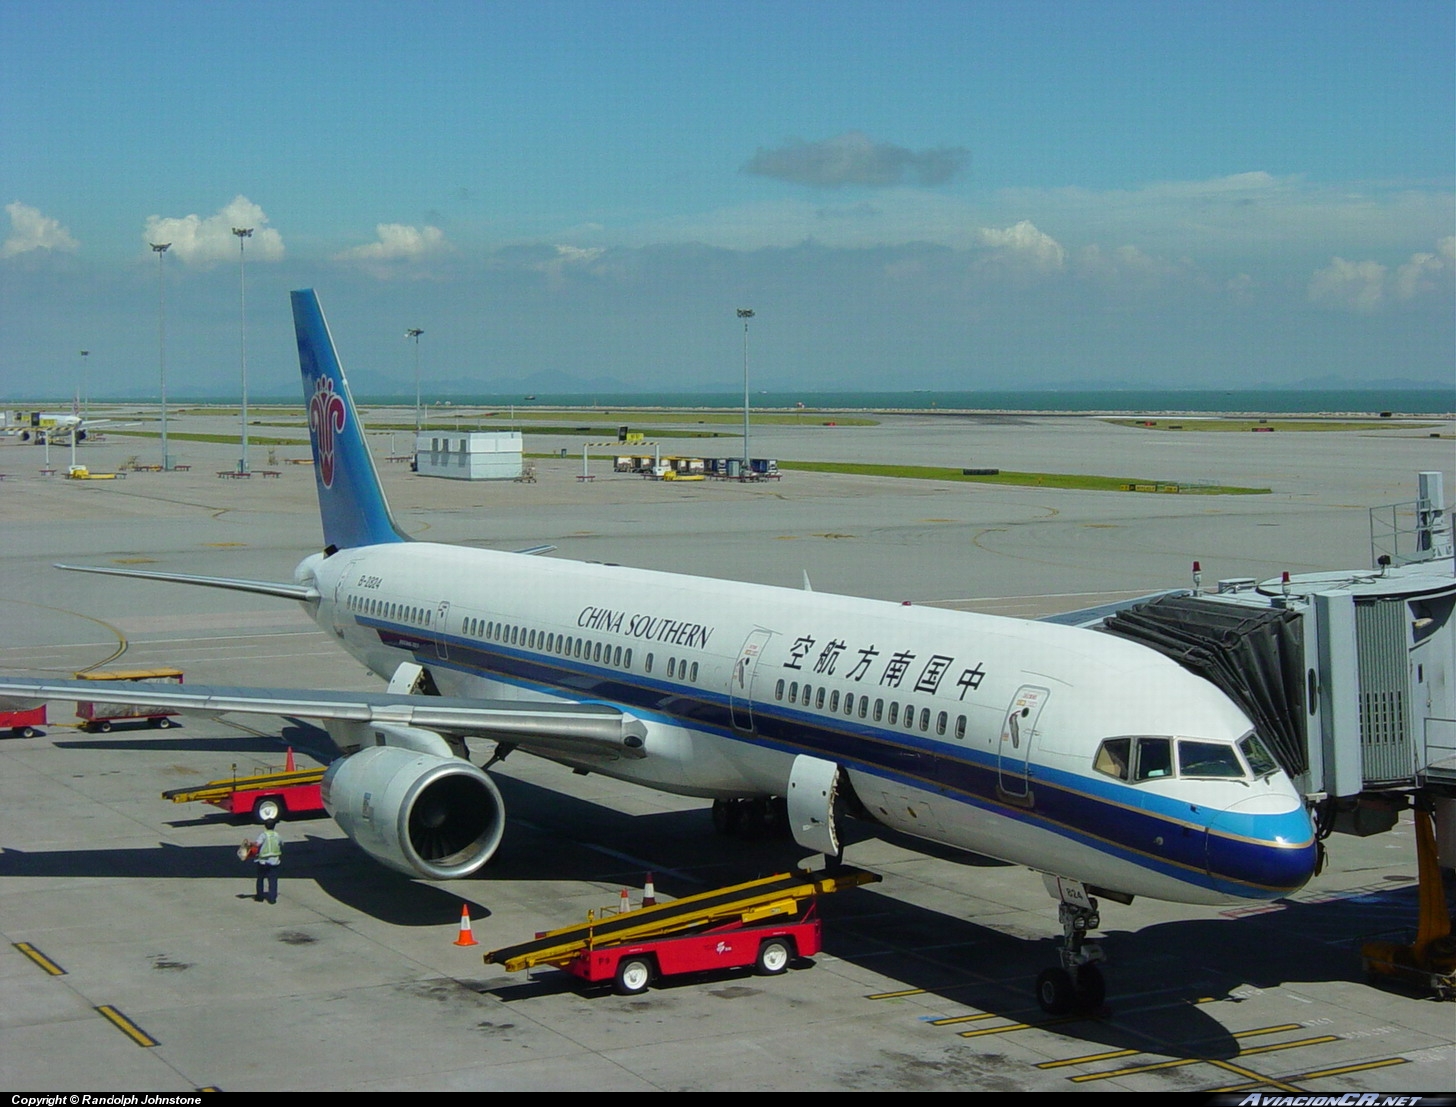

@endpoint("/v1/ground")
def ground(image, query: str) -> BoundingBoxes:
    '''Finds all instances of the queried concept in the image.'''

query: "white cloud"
[531,243,608,289]
[977,220,1066,271]
[1309,237,1453,311]
[336,223,449,263]
[142,196,284,265]
[3,202,78,256]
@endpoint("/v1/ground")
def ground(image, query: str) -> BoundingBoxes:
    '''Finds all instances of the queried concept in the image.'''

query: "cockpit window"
[1177,740,1246,779]
[1093,738,1131,781]
[1133,737,1172,780]
[1239,732,1279,778]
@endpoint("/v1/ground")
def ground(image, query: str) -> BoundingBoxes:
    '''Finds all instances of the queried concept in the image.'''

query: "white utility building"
[413,431,523,480]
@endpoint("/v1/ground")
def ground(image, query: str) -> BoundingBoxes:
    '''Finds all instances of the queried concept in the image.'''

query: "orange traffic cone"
[618,888,631,914]
[285,747,296,772]
[642,873,656,907]
[453,904,478,947]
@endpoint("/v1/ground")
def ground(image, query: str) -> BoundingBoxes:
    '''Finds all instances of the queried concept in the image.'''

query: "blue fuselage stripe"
[369,624,1314,897]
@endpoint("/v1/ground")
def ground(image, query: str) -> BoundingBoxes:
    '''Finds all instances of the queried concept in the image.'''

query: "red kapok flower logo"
[309,376,347,488]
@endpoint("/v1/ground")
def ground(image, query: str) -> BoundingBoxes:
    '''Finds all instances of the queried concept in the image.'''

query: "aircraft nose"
[1204,795,1317,898]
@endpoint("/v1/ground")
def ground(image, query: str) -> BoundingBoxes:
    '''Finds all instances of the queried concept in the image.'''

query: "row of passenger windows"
[773,678,968,739]
[348,594,431,626]
[455,615,702,683]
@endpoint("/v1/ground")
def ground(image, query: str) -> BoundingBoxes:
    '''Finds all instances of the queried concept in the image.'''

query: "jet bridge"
[1095,473,1456,995]
[1098,472,1455,833]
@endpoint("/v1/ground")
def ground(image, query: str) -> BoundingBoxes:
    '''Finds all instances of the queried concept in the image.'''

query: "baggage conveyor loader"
[484,867,880,995]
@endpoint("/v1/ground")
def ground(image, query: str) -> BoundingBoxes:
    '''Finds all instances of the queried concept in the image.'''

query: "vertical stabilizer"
[291,289,408,549]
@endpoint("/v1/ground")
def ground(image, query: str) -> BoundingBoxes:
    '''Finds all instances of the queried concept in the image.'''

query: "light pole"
[737,308,754,472]
[406,328,424,434]
[150,242,171,470]
[232,226,252,473]
[78,350,89,418]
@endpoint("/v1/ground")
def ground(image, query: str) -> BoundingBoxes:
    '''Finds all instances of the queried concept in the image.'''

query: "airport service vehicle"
[0,289,1322,1014]
[0,704,45,738]
[485,868,876,995]
[75,668,183,732]
[162,748,325,823]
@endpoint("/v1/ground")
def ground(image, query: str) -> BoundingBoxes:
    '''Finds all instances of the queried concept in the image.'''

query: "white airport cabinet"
[414,431,523,480]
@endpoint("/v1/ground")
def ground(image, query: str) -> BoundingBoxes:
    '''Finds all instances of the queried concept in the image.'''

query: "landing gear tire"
[1036,968,1076,1015]
[1074,964,1105,1012]
[613,957,652,996]
[711,798,741,836]
[755,938,792,975]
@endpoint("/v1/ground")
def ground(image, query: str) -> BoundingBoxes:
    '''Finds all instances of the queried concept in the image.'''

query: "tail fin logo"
[308,376,347,489]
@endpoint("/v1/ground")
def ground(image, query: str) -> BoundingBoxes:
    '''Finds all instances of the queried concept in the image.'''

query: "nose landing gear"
[1037,876,1109,1015]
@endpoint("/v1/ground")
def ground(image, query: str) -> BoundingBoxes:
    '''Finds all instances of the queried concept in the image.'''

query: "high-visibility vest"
[257,829,282,861]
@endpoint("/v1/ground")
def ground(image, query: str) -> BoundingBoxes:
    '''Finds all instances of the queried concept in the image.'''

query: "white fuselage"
[295,541,1317,906]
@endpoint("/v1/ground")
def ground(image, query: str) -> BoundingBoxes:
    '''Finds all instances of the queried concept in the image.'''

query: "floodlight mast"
[737,308,754,472]
[150,242,171,470]
[406,328,425,433]
[233,227,253,473]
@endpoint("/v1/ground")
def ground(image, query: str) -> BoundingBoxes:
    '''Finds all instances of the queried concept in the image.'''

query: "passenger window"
[1134,737,1172,780]
[645,653,653,673]
[829,691,840,712]
[1178,740,1245,778]
[888,702,899,725]
[614,646,623,667]
[624,649,632,669]
[789,681,799,704]
[815,688,825,709]
[668,657,676,678]
[919,708,931,732]
[776,679,785,701]
[954,715,966,740]
[1094,738,1131,780]
[843,693,854,716]
[936,711,947,735]
[873,698,883,721]
[690,662,698,682]
[593,642,602,662]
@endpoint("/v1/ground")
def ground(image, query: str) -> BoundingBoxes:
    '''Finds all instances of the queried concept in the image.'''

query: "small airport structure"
[412,430,523,480]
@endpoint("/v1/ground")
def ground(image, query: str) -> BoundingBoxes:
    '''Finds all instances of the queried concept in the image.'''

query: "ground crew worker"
[253,819,283,904]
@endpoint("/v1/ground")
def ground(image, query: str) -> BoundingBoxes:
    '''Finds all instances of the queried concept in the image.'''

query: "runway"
[0,409,1451,1091]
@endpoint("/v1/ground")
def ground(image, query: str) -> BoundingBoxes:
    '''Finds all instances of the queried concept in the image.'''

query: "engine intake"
[322,746,505,879]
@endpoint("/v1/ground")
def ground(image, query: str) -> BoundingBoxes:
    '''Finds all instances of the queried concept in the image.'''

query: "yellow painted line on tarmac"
[13,942,66,975]
[867,987,926,999]
[96,1005,159,1047]
[1285,1057,1410,1082]
[1205,1059,1305,1094]
[927,1012,999,1026]
[1069,1035,1338,1084]
[1037,1022,1305,1071]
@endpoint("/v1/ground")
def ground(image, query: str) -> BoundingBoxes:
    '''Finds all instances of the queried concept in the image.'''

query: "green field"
[1104,417,1438,433]
[777,461,1269,494]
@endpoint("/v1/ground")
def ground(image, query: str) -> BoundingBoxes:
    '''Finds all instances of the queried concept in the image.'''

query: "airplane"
[4,405,109,445]
[0,289,1319,1014]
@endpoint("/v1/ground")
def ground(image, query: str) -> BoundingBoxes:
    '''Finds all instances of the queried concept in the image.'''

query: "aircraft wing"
[0,678,647,760]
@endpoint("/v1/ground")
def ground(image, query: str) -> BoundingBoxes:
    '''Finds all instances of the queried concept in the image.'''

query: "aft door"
[729,629,773,730]
[997,685,1049,803]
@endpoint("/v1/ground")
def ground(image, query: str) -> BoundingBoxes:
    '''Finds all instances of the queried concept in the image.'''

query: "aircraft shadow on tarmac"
[3,743,1440,1058]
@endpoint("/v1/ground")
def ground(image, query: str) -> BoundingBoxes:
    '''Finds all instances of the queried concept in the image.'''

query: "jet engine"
[322,745,505,879]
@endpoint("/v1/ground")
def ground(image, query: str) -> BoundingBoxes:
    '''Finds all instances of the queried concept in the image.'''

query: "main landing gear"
[1036,875,1108,1015]
[711,797,789,839]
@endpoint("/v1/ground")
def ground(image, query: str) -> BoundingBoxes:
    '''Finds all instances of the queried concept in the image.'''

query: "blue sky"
[2,0,1452,399]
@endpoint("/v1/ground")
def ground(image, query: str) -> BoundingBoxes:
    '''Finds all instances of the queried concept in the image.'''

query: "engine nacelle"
[322,745,505,879]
